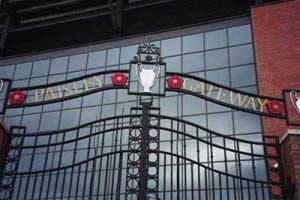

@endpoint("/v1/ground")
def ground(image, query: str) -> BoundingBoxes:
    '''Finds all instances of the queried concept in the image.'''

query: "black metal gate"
[0,99,285,200]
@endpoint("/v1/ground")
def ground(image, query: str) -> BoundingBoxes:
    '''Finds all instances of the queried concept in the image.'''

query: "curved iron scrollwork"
[0,111,286,199]
[134,43,162,64]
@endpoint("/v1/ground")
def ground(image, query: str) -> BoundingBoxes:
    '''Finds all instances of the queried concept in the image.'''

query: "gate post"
[126,99,160,200]
[280,130,300,199]
[139,101,152,200]
[0,121,9,176]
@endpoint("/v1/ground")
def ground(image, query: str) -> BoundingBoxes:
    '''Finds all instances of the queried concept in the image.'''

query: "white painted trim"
[280,129,300,144]
[0,120,8,132]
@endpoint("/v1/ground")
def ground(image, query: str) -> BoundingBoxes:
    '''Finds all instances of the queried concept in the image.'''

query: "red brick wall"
[252,0,300,198]
[252,0,300,137]
[0,123,8,170]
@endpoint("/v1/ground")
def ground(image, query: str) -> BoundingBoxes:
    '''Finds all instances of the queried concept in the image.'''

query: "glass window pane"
[208,112,233,135]
[103,90,117,104]
[67,71,85,79]
[0,65,15,79]
[32,60,50,77]
[228,25,252,46]
[160,96,179,116]
[183,115,206,127]
[164,56,181,73]
[14,62,32,80]
[161,37,181,57]
[4,116,22,127]
[120,45,138,64]
[101,104,115,118]
[29,77,47,86]
[231,65,256,87]
[68,54,87,72]
[59,109,80,129]
[183,95,205,115]
[234,111,261,134]
[230,44,254,66]
[48,74,66,84]
[238,86,257,94]
[87,50,106,69]
[207,100,230,113]
[83,93,102,107]
[206,48,228,69]
[62,98,82,109]
[12,80,29,88]
[80,106,99,124]
[183,52,204,73]
[50,57,68,74]
[206,68,230,86]
[22,114,40,132]
[40,111,60,131]
[205,29,227,50]
[183,33,204,53]
[107,48,120,66]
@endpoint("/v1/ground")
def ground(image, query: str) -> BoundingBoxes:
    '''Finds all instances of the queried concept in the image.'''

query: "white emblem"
[136,62,160,93]
[290,91,300,114]
[0,80,3,93]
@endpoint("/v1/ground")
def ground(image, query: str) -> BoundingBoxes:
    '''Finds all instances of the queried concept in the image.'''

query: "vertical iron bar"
[191,163,194,200]
[223,138,230,200]
[110,118,120,199]
[219,173,222,200]
[237,142,244,200]
[250,144,258,200]
[82,125,94,198]
[88,123,98,200]
[183,124,187,200]
[96,121,106,197]
[196,128,201,200]
[163,154,166,199]
[116,153,123,200]
[170,120,174,200]
[209,133,215,199]
[247,180,251,200]
[204,168,208,200]
[138,102,151,200]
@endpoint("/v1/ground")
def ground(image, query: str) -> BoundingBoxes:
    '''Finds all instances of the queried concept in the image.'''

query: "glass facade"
[0,22,268,199]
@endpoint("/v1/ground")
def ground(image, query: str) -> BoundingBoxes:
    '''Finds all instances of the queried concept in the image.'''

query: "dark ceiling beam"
[110,0,123,37]
[115,0,123,36]
[16,0,87,13]
[108,0,116,33]
[6,0,175,32]
[0,0,19,56]
[20,4,110,24]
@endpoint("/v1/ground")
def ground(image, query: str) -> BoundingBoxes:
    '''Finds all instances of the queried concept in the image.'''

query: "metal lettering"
[45,88,56,100]
[257,98,268,112]
[35,89,46,102]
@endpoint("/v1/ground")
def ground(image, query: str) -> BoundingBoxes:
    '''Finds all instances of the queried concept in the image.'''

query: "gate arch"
[0,112,284,199]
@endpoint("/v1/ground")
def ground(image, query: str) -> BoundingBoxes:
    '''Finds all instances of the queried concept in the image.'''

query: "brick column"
[251,0,300,198]
[280,131,300,199]
[0,121,9,175]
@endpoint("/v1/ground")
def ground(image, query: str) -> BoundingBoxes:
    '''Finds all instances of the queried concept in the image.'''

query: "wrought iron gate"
[0,98,285,200]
